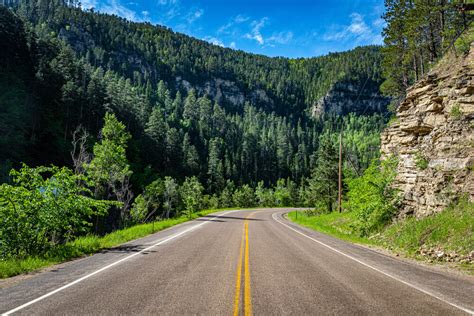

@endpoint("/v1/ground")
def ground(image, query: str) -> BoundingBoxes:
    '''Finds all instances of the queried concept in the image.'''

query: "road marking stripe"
[3,210,241,316]
[244,222,252,316]
[233,225,245,316]
[272,212,474,315]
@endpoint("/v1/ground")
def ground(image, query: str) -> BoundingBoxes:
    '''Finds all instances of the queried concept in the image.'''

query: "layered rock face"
[381,45,474,217]
[312,80,390,118]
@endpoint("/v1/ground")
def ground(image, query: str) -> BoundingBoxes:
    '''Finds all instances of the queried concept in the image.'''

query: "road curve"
[1,209,473,315]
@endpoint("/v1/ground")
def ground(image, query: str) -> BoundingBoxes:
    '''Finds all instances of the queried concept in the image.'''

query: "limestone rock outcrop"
[312,80,390,118]
[381,45,474,217]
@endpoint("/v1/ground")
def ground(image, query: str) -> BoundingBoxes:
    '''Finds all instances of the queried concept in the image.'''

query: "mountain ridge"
[9,1,388,118]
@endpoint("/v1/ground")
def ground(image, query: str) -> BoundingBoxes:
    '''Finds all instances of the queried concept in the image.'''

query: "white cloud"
[372,18,386,28]
[81,0,97,9]
[217,14,249,34]
[230,41,237,49]
[204,36,225,47]
[155,0,183,24]
[158,0,178,4]
[244,17,268,45]
[323,12,383,45]
[186,8,204,24]
[347,13,369,35]
[241,17,293,47]
[100,0,137,21]
[142,10,149,17]
[268,31,293,45]
[234,14,250,23]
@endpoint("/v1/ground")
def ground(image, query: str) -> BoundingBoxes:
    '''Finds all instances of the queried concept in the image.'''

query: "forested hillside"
[0,1,388,185]
[11,0,387,118]
[0,1,388,264]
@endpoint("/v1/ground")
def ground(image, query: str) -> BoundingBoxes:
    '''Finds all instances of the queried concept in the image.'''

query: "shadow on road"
[98,244,158,255]
[198,215,264,222]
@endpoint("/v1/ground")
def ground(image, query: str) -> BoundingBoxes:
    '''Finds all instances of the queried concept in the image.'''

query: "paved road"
[1,209,473,315]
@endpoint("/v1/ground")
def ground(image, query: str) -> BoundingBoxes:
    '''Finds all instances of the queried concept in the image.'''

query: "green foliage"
[0,6,388,196]
[274,178,297,206]
[450,104,462,120]
[345,157,399,236]
[180,176,204,218]
[289,198,474,272]
[288,210,373,245]
[0,164,112,258]
[85,113,132,191]
[219,180,235,208]
[414,152,429,170]
[232,184,256,208]
[379,198,474,257]
[307,132,339,212]
[381,0,466,97]
[0,208,222,279]
[454,25,474,55]
[84,113,132,226]
[130,178,164,224]
[163,176,179,218]
[255,181,275,207]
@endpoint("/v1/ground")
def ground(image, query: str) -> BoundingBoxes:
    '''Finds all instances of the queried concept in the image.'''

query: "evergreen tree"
[308,132,339,212]
[207,137,225,193]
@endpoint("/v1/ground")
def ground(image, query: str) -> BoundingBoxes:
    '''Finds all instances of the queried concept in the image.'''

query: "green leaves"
[0,164,113,259]
[84,112,132,198]
[381,0,465,97]
[180,176,204,218]
[345,157,399,236]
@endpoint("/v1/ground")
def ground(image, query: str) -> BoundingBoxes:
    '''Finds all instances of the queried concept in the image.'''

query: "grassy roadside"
[0,208,228,279]
[288,200,474,274]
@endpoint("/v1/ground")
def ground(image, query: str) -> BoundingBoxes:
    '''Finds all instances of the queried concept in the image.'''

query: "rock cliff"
[312,80,390,117]
[381,44,474,217]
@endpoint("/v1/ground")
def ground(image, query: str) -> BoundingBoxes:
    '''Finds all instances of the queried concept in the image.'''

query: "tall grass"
[0,209,222,279]
[288,199,473,273]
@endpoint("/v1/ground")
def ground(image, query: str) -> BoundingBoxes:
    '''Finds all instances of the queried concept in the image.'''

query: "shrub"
[255,181,275,207]
[130,178,164,225]
[0,165,113,258]
[450,104,462,120]
[345,157,399,236]
[232,185,256,208]
[180,176,204,218]
[414,152,429,170]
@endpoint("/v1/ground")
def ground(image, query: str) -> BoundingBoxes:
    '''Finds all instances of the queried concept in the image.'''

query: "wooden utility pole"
[338,131,343,213]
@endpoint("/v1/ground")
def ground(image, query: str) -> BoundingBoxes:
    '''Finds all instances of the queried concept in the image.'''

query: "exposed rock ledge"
[381,44,474,217]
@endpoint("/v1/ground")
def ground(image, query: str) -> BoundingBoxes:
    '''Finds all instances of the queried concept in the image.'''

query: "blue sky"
[81,0,386,58]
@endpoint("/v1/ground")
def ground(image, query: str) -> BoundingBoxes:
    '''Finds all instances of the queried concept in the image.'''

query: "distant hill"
[9,0,388,118]
[0,1,387,189]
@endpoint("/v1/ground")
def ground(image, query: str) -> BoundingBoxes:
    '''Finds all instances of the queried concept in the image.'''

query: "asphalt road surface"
[1,209,473,315]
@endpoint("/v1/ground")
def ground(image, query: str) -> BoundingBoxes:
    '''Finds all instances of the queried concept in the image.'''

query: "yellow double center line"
[233,214,252,316]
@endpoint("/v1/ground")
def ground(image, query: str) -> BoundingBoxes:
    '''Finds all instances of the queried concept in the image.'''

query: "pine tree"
[308,132,339,212]
[207,137,225,193]
[182,133,200,175]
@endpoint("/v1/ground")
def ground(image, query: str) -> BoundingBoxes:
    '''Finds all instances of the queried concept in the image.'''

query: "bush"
[274,179,293,206]
[0,164,113,258]
[450,104,462,120]
[232,184,256,208]
[414,152,429,170]
[130,178,164,225]
[255,181,275,207]
[345,157,399,236]
[180,176,203,218]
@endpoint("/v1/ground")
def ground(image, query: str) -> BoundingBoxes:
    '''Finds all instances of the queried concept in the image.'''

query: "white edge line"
[3,210,241,315]
[272,212,474,315]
